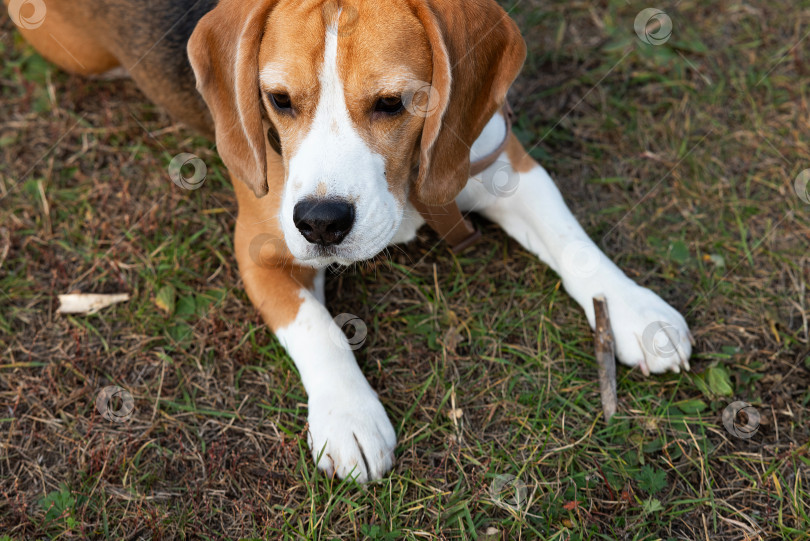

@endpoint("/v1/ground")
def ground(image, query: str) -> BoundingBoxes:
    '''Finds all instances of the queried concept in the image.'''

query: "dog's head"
[188,0,525,267]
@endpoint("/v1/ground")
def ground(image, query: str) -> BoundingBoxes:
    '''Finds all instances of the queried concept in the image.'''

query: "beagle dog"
[9,0,693,482]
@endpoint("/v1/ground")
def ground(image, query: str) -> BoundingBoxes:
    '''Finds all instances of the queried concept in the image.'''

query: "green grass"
[2,0,810,538]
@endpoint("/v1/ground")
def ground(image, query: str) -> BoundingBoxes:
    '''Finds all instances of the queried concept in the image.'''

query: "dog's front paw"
[307,389,396,483]
[602,282,693,375]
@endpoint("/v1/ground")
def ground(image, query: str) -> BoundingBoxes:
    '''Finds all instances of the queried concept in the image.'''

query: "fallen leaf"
[154,285,176,315]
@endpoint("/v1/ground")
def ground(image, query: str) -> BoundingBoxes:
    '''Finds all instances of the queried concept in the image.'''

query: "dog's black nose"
[293,199,355,246]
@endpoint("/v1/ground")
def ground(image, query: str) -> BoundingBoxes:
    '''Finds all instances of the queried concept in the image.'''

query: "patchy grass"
[1,0,809,538]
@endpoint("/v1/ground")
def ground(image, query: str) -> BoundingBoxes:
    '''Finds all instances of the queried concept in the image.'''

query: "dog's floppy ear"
[188,0,278,198]
[410,0,526,205]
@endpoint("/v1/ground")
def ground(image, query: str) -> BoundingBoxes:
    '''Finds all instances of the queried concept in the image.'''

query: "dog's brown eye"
[374,96,404,115]
[269,92,292,111]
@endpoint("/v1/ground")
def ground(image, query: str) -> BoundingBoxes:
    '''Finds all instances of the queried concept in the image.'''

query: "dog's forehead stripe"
[320,20,340,100]
[305,11,358,151]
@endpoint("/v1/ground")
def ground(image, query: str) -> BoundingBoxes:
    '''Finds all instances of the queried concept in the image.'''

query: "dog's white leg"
[457,125,692,374]
[235,207,397,483]
[272,270,396,482]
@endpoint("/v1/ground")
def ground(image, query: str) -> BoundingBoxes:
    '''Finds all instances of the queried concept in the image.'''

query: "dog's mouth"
[288,218,402,268]
[293,247,373,268]
[291,242,385,268]
[300,244,343,265]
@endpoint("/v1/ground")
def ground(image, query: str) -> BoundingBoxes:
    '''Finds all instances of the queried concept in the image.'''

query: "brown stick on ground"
[593,296,617,422]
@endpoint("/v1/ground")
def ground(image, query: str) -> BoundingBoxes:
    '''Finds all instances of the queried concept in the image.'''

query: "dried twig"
[593,296,617,422]
[57,293,130,314]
